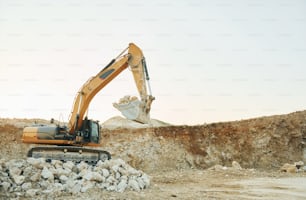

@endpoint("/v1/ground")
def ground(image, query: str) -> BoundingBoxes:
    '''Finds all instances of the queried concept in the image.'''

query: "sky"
[0,0,306,125]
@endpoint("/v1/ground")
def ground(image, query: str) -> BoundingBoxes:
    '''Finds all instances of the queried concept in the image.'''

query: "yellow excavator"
[22,43,155,163]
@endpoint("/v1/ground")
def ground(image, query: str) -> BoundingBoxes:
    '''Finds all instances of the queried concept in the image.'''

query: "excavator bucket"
[113,96,150,124]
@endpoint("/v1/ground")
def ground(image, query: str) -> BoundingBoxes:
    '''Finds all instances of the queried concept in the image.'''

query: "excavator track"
[27,146,111,164]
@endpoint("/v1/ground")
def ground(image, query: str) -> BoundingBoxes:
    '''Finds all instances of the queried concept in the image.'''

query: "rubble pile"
[0,158,150,198]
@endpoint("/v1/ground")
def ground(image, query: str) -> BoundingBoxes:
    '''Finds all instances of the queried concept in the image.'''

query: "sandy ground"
[53,169,306,200]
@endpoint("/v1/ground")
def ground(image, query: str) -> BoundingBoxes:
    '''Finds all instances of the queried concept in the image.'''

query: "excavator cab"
[76,118,100,144]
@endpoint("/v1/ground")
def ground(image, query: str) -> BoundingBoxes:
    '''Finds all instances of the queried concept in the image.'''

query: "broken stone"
[21,182,32,191]
[71,181,82,194]
[59,175,68,184]
[80,181,94,193]
[280,163,297,173]
[63,161,74,170]
[27,157,46,169]
[41,167,54,180]
[128,178,140,192]
[232,161,242,170]
[76,162,88,172]
[30,172,41,182]
[141,174,150,187]
[137,177,146,189]
[23,166,33,177]
[209,164,226,171]
[102,168,110,178]
[117,179,127,192]
[294,161,304,169]
[26,189,39,197]
[9,167,22,177]
[92,172,104,182]
[1,181,11,191]
[12,175,25,185]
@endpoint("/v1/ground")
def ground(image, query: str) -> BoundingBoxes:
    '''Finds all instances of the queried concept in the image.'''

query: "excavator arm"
[68,43,154,134]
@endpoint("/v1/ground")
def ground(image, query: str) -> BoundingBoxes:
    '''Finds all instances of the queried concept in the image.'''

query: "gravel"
[0,158,150,198]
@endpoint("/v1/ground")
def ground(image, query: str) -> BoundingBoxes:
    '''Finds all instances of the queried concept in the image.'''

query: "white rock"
[117,159,126,165]
[54,182,64,191]
[30,171,41,182]
[232,161,242,170]
[137,177,146,189]
[141,174,150,188]
[81,181,94,193]
[27,157,46,169]
[9,167,22,177]
[79,169,90,178]
[39,180,50,189]
[83,171,93,181]
[14,185,22,192]
[127,167,140,176]
[71,182,82,194]
[13,175,25,185]
[51,160,63,167]
[117,179,127,192]
[118,167,128,176]
[128,179,140,192]
[59,175,68,183]
[106,185,116,191]
[8,159,26,168]
[26,189,39,197]
[294,161,304,169]
[115,172,121,179]
[77,162,88,172]
[41,189,53,194]
[1,181,11,191]
[95,160,105,168]
[92,172,104,182]
[21,182,32,191]
[41,167,54,180]
[64,179,75,190]
[102,168,110,178]
[23,166,33,177]
[106,176,116,184]
[63,161,74,170]
[56,167,71,177]
[49,166,58,177]
[112,165,120,172]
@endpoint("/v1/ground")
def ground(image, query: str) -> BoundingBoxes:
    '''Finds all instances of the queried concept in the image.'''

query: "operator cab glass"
[90,121,99,143]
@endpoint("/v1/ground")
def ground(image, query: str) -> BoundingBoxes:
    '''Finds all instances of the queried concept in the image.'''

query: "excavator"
[22,43,155,163]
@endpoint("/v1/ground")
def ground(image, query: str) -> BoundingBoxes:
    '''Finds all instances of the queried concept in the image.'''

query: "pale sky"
[0,0,306,125]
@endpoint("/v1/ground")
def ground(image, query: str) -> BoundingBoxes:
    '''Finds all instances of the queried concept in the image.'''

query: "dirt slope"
[101,111,306,171]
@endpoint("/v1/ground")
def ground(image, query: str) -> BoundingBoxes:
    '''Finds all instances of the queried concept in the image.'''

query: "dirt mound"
[101,116,171,130]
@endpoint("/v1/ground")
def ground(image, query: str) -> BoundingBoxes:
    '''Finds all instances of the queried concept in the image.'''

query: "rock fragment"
[280,163,297,173]
[232,161,242,170]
